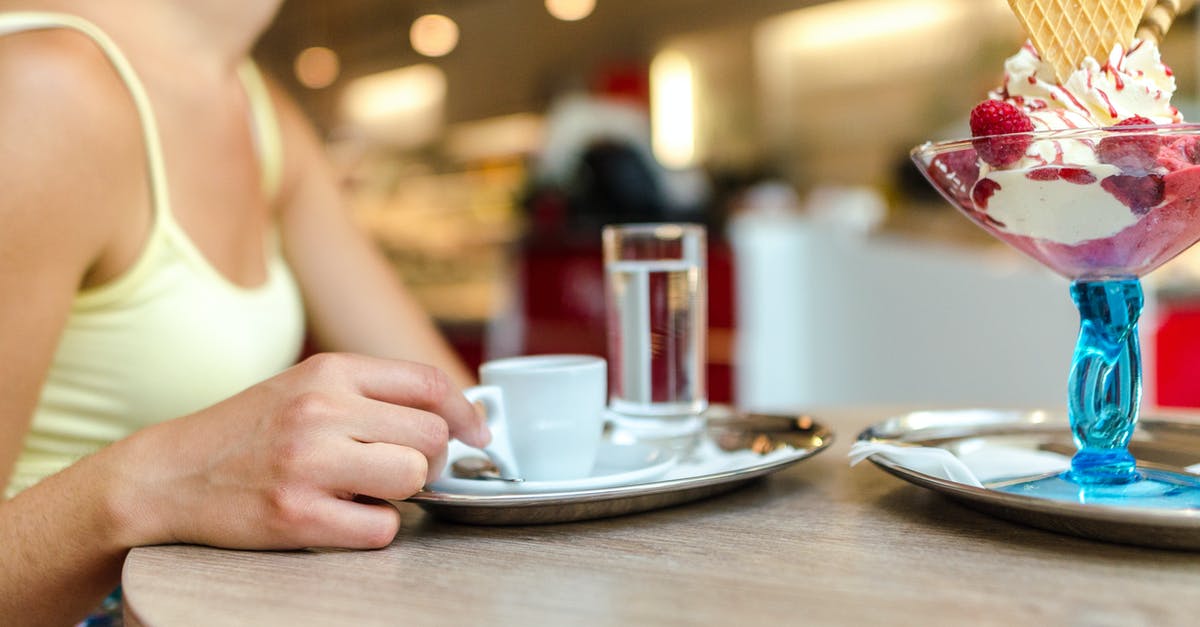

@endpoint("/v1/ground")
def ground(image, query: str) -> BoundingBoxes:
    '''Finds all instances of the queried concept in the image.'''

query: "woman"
[0,0,490,623]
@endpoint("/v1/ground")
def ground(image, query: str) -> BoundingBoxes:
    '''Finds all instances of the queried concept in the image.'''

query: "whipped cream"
[996,40,1180,128]
[969,39,1181,247]
[980,165,1133,246]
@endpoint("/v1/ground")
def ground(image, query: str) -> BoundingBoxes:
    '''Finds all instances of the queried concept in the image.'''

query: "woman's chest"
[155,94,277,288]
[56,248,306,428]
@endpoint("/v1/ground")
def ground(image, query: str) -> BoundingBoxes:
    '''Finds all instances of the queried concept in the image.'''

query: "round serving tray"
[407,407,833,525]
[858,409,1200,550]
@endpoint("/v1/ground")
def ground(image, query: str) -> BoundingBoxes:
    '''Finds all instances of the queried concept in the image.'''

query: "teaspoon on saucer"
[451,456,525,483]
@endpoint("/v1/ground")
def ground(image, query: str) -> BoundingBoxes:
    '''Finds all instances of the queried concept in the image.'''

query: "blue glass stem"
[1067,278,1142,485]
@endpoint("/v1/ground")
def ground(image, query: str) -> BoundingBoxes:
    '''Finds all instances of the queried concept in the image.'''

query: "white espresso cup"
[463,354,607,481]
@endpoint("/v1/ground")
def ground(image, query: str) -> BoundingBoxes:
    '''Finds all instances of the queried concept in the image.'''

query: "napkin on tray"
[849,440,1072,487]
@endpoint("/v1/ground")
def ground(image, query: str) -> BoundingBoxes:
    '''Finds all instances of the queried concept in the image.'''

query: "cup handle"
[462,385,521,480]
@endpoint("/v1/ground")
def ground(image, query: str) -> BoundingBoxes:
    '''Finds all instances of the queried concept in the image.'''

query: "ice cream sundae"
[919,33,1200,279]
[912,0,1200,502]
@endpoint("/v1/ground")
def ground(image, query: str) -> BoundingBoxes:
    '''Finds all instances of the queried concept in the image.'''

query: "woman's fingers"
[306,354,489,449]
[344,400,450,450]
[147,353,479,552]
[299,496,402,549]
[297,391,449,482]
[325,442,431,500]
[261,394,446,494]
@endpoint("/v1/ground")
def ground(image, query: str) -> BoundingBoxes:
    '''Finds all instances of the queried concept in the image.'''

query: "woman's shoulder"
[254,67,320,204]
[0,26,141,139]
[0,27,146,264]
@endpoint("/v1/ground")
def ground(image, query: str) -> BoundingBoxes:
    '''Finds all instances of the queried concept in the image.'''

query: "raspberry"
[1025,167,1097,184]
[930,149,979,186]
[1059,168,1097,185]
[1113,115,1156,127]
[1097,116,1163,174]
[932,149,979,181]
[1101,174,1164,214]
[969,100,1034,167]
[924,148,979,209]
[1185,137,1200,164]
[972,178,1000,210]
[1160,136,1200,169]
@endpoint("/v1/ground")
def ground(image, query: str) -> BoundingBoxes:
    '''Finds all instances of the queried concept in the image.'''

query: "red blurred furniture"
[1155,298,1200,408]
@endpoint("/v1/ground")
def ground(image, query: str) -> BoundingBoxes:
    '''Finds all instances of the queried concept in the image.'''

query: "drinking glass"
[912,124,1200,507]
[602,223,707,419]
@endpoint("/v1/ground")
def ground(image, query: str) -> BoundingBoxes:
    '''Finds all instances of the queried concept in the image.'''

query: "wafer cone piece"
[1008,0,1146,83]
[1137,0,1195,44]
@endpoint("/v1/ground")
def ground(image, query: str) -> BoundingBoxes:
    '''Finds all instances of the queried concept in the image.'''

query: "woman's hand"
[112,352,488,551]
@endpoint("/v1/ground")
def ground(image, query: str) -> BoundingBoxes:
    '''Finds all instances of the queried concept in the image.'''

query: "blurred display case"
[346,157,524,323]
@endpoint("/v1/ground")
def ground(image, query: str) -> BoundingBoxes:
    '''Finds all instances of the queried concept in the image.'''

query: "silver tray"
[858,409,1200,550]
[408,406,833,525]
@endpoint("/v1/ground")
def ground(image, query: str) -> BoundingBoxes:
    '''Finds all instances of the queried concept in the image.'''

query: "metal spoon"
[451,456,525,482]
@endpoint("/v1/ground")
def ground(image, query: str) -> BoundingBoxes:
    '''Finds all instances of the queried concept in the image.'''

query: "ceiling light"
[650,50,696,169]
[293,46,340,89]
[341,64,447,147]
[546,0,596,21]
[410,14,459,58]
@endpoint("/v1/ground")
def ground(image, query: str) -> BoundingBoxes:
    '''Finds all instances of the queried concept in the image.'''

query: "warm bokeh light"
[410,14,460,57]
[752,0,1017,195]
[341,64,447,147]
[545,0,596,21]
[776,0,956,51]
[293,46,340,89]
[444,113,546,162]
[650,50,696,169]
[754,0,1004,81]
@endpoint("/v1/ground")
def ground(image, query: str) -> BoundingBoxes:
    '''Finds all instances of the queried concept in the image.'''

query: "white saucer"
[410,406,833,524]
[428,440,678,496]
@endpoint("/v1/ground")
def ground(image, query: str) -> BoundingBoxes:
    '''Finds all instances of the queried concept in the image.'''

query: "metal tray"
[407,407,833,525]
[858,409,1200,550]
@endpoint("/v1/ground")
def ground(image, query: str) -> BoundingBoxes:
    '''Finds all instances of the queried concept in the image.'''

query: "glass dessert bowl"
[912,123,1200,507]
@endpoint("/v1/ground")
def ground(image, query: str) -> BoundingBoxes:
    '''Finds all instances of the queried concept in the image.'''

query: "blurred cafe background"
[254,0,1200,411]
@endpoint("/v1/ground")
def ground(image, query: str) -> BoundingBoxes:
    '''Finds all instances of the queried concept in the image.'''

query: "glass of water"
[602,223,707,418]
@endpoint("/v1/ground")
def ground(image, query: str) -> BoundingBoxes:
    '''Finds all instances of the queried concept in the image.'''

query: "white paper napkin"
[849,441,985,487]
[849,440,1071,487]
[949,439,1071,482]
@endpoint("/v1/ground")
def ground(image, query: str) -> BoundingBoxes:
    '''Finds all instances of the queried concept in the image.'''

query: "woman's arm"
[0,30,152,622]
[4,353,491,624]
[0,29,149,496]
[0,36,490,624]
[269,82,476,387]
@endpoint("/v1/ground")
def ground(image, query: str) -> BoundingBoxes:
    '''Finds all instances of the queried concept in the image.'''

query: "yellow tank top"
[2,13,307,498]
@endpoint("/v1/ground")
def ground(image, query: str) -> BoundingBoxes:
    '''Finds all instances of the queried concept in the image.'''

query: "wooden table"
[122,406,1200,626]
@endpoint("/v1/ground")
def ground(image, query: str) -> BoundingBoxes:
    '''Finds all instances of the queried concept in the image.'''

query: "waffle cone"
[1008,0,1146,83]
[1137,0,1195,44]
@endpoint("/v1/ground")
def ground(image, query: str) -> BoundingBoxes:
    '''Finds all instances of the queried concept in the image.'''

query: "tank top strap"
[237,60,284,203]
[0,12,172,225]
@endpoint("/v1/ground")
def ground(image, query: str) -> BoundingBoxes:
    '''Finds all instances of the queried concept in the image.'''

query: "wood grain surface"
[122,406,1200,626]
